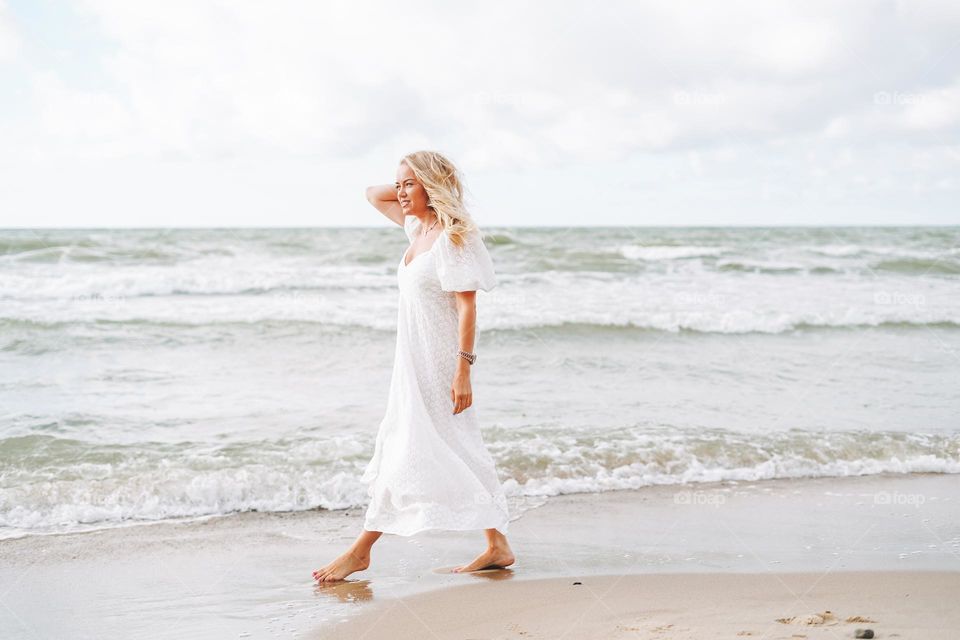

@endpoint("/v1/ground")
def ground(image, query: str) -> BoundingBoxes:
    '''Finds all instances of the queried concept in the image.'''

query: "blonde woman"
[313,151,515,582]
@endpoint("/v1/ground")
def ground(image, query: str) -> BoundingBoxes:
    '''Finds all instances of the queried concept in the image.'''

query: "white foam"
[3,428,957,539]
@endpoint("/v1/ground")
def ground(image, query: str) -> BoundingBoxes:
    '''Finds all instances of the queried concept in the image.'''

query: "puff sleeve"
[434,226,498,292]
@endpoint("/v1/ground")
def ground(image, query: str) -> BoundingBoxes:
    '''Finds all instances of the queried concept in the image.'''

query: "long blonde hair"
[400,150,477,248]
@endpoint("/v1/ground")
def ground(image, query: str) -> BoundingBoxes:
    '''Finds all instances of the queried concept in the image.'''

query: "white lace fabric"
[360,215,510,536]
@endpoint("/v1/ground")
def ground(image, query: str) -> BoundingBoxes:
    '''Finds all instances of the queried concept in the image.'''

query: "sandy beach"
[2,472,957,639]
[319,571,960,640]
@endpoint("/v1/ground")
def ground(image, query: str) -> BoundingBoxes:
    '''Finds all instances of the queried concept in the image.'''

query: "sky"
[0,0,958,228]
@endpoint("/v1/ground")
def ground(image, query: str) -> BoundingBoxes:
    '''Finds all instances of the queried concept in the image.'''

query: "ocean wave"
[1,315,958,357]
[872,258,960,275]
[2,426,957,539]
[0,237,238,264]
[488,425,960,496]
[0,237,98,258]
[619,245,727,260]
[2,244,957,306]
[0,264,397,300]
[717,260,814,274]
[800,244,960,260]
[485,318,960,335]
[804,244,864,257]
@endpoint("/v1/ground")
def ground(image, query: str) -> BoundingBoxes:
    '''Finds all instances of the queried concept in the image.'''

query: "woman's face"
[395,162,430,215]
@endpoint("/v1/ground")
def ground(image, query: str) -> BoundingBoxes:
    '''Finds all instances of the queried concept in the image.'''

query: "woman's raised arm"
[365,184,404,226]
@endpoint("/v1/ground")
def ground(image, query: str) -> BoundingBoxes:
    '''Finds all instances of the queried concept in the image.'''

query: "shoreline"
[1,468,951,544]
[1,472,957,639]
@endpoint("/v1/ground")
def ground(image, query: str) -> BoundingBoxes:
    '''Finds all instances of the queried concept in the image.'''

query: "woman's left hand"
[451,372,472,414]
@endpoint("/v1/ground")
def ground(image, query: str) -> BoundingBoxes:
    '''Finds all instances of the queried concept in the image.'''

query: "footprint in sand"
[430,564,513,576]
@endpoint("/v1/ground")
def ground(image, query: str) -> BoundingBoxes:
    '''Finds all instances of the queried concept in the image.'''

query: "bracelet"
[457,350,477,365]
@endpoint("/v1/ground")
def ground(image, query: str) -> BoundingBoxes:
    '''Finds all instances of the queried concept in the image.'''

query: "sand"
[316,571,960,639]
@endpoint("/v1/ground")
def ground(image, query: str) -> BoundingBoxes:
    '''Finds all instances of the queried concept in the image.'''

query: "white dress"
[360,215,511,536]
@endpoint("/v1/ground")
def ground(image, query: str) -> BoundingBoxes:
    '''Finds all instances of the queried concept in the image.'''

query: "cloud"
[2,0,960,225]
[0,0,20,62]
[44,1,956,164]
[32,70,135,154]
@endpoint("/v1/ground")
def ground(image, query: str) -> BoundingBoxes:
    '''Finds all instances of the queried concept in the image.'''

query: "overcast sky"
[1,0,958,228]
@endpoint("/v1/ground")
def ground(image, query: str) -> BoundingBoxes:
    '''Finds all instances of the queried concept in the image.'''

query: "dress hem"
[362,519,510,538]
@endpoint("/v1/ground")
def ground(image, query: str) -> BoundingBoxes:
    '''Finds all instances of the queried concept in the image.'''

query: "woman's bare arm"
[365,184,404,226]
[450,291,477,415]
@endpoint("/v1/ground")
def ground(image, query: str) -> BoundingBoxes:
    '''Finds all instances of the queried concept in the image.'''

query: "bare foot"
[313,550,370,582]
[452,545,515,573]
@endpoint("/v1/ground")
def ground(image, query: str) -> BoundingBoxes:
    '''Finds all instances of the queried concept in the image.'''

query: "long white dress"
[360,214,511,536]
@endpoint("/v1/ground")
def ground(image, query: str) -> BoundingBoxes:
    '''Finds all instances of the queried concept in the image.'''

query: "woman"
[313,150,515,582]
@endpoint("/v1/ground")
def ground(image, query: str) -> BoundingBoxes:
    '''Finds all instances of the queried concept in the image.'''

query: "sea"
[1,225,958,540]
